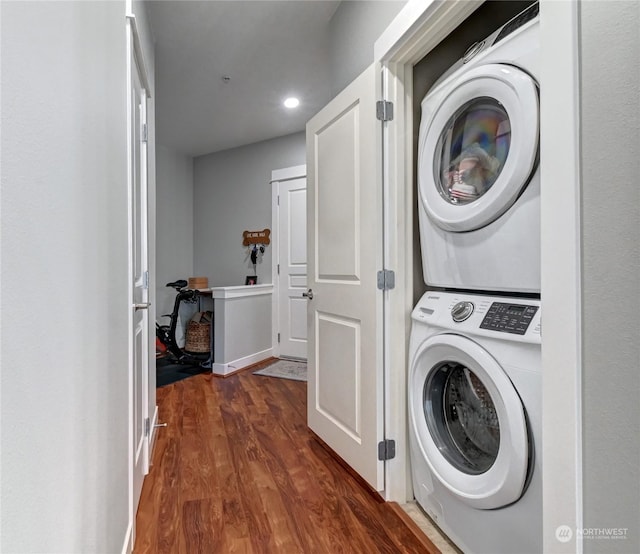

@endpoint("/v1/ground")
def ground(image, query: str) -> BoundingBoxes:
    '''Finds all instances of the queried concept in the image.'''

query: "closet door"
[306,64,384,490]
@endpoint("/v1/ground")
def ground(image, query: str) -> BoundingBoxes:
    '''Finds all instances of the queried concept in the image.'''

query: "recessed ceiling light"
[283,97,300,109]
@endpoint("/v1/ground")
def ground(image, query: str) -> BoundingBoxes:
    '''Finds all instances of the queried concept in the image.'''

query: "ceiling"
[147,1,341,157]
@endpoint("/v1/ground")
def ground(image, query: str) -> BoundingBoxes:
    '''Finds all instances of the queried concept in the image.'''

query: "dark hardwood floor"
[134,360,438,553]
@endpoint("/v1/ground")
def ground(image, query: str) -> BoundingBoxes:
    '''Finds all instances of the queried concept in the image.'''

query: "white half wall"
[1,1,130,551]
[210,285,273,375]
[193,132,306,287]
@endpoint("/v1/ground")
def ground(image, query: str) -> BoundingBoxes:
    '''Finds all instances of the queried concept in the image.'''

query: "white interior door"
[128,25,149,521]
[275,173,308,359]
[306,64,384,490]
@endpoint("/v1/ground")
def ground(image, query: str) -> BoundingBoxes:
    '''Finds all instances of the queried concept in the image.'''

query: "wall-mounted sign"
[242,228,271,246]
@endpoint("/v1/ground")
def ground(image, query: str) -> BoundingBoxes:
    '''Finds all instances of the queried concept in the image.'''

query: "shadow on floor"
[156,357,209,387]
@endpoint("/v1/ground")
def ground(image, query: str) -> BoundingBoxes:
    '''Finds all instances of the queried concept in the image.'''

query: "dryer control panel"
[480,302,539,335]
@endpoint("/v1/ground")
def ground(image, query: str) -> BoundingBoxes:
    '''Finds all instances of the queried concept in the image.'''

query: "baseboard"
[211,348,273,376]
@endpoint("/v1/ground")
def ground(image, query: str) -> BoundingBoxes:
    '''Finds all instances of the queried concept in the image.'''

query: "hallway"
[134,361,436,553]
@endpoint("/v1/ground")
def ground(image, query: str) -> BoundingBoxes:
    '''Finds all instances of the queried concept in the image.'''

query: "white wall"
[580,2,640,552]
[193,132,306,287]
[329,0,406,97]
[156,146,194,317]
[1,1,130,551]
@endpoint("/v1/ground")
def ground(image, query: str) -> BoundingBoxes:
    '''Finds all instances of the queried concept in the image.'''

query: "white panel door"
[306,64,383,490]
[277,176,308,359]
[128,26,149,521]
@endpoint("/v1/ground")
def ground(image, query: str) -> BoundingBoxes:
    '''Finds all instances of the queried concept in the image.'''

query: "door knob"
[302,289,314,300]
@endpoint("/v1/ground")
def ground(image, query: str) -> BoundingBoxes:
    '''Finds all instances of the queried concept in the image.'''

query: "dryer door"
[409,333,530,509]
[418,64,538,231]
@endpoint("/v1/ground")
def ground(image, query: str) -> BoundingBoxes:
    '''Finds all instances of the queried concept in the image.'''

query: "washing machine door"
[409,333,530,509]
[418,63,538,231]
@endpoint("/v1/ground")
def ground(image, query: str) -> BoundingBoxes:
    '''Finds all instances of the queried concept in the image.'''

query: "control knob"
[451,301,474,322]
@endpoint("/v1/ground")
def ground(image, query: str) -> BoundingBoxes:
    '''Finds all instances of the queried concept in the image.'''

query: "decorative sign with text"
[242,228,271,246]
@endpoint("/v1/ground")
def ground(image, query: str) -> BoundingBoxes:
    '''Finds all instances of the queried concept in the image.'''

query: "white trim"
[382,60,414,502]
[375,0,482,65]
[272,180,280,357]
[539,1,582,552]
[271,164,306,183]
[125,14,152,97]
[211,348,274,376]
[202,283,273,299]
[270,165,307,359]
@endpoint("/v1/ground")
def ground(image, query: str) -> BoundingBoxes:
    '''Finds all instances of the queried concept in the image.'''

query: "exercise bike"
[156,279,211,366]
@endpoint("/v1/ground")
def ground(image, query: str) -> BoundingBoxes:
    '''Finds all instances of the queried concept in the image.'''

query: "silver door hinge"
[376,100,394,122]
[142,123,148,142]
[143,270,149,289]
[144,417,150,437]
[377,269,395,291]
[277,333,281,343]
[378,439,396,461]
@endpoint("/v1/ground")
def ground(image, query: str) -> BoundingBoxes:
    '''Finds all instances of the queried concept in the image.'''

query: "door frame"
[125,11,154,554]
[271,164,307,358]
[375,0,583,549]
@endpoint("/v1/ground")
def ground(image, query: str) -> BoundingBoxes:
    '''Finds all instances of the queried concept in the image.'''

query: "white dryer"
[408,291,541,554]
[418,3,540,293]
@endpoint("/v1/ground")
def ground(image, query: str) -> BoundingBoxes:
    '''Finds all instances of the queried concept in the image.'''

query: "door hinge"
[144,417,150,437]
[277,333,281,343]
[378,439,396,461]
[142,123,148,143]
[376,100,394,122]
[277,264,280,275]
[143,270,149,289]
[377,269,395,291]
[277,195,280,206]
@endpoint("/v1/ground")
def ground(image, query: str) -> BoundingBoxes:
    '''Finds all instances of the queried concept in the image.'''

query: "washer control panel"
[480,302,539,335]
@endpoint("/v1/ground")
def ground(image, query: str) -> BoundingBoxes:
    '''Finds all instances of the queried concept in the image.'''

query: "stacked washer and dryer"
[409,4,542,553]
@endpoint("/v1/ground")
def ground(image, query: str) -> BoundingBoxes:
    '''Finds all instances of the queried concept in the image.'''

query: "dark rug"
[156,357,209,387]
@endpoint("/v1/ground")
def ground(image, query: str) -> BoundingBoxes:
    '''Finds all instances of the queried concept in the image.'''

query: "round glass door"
[435,98,511,205]
[424,362,500,475]
[409,334,530,509]
[418,64,538,232]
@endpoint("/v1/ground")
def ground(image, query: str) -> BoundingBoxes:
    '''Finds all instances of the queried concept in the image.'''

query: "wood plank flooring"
[134,360,438,553]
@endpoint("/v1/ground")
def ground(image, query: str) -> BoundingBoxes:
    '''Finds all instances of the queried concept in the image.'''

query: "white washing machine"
[418,3,540,293]
[408,291,541,554]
